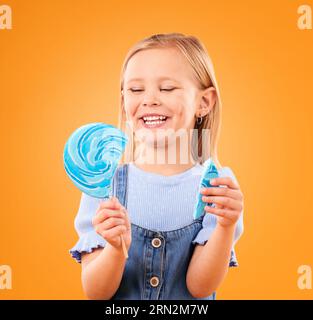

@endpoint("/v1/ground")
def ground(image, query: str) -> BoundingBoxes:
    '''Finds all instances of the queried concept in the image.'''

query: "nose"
[142,91,161,106]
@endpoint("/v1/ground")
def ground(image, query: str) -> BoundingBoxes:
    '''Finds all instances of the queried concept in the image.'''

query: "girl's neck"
[133,141,196,176]
[133,143,198,176]
[132,161,197,177]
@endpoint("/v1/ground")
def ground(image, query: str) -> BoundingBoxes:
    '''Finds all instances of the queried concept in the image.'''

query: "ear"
[196,86,217,117]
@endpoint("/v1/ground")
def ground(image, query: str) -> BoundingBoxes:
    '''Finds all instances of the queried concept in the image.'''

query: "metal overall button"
[151,237,162,248]
[150,276,159,287]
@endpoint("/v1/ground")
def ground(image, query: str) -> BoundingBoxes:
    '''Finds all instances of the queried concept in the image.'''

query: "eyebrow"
[126,76,180,83]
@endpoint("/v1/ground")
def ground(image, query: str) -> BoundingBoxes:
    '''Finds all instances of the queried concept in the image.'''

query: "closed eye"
[129,88,176,92]
[161,88,175,91]
[129,89,143,92]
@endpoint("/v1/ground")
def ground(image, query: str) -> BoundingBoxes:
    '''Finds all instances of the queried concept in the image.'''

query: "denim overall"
[110,163,216,300]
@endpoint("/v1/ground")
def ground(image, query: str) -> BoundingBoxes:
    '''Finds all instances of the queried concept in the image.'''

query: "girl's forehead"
[124,48,195,84]
[127,48,186,69]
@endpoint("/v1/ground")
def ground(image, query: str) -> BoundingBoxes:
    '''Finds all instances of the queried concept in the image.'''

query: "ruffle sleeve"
[69,192,107,263]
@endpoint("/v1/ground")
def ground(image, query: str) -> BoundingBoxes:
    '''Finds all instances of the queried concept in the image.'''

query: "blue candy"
[63,123,128,199]
[193,158,219,219]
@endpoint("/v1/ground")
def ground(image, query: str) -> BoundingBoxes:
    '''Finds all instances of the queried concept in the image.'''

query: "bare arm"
[80,196,132,300]
[186,224,236,298]
[187,176,244,298]
[81,244,127,300]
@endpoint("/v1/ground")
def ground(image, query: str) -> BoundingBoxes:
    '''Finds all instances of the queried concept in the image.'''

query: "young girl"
[70,33,244,300]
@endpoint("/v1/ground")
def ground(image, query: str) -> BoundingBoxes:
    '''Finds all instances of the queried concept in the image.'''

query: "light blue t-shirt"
[70,162,244,263]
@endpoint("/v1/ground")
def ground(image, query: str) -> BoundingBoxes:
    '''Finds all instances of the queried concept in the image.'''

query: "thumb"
[122,207,131,229]
[111,196,121,208]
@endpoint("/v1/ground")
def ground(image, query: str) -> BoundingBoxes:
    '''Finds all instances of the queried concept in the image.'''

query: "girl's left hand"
[200,177,244,229]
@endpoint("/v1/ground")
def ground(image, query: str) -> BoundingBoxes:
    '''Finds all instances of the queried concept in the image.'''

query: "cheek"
[123,96,138,119]
[166,93,185,115]
[171,96,196,124]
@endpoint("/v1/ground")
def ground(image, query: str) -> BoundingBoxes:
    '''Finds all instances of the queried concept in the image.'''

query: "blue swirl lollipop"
[63,122,128,198]
[63,122,129,257]
[193,158,219,220]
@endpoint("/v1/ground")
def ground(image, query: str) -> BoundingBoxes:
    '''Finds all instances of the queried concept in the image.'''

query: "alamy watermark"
[1,4,312,30]
[297,265,312,290]
[0,4,12,29]
[297,4,312,29]
[122,123,211,167]
[0,265,12,289]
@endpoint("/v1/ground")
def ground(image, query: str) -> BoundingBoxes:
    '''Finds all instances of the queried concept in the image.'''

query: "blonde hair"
[118,33,223,168]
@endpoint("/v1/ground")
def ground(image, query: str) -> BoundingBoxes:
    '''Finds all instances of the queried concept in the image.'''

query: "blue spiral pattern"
[193,158,219,219]
[63,123,128,199]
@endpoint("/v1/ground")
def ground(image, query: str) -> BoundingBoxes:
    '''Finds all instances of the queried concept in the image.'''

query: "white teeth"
[143,115,167,121]
[145,120,166,125]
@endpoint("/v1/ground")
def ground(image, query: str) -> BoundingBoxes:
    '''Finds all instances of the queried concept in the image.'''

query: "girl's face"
[122,47,215,146]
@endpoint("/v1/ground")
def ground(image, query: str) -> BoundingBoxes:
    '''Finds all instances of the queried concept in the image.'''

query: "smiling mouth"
[139,115,170,128]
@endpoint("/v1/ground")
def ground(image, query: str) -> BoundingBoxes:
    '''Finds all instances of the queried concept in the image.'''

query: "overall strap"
[112,163,129,207]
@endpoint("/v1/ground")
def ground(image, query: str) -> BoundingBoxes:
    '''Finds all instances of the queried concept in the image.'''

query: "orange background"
[1,0,312,299]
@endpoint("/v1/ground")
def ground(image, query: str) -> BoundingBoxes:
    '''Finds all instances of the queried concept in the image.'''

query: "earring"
[196,115,203,125]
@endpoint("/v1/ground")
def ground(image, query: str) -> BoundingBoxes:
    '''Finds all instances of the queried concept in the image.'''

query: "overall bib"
[110,163,216,300]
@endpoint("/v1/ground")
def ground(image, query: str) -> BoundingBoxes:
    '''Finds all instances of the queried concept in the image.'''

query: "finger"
[202,195,241,210]
[98,196,121,210]
[200,186,242,200]
[111,196,121,208]
[92,208,125,226]
[101,224,127,239]
[215,203,224,210]
[121,207,131,230]
[204,205,239,221]
[96,217,126,233]
[210,177,240,190]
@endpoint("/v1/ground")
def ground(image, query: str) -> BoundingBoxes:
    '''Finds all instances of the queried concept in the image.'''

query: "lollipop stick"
[121,233,129,259]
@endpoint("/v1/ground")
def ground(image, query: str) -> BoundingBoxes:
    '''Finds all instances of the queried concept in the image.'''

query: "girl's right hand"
[92,196,132,251]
